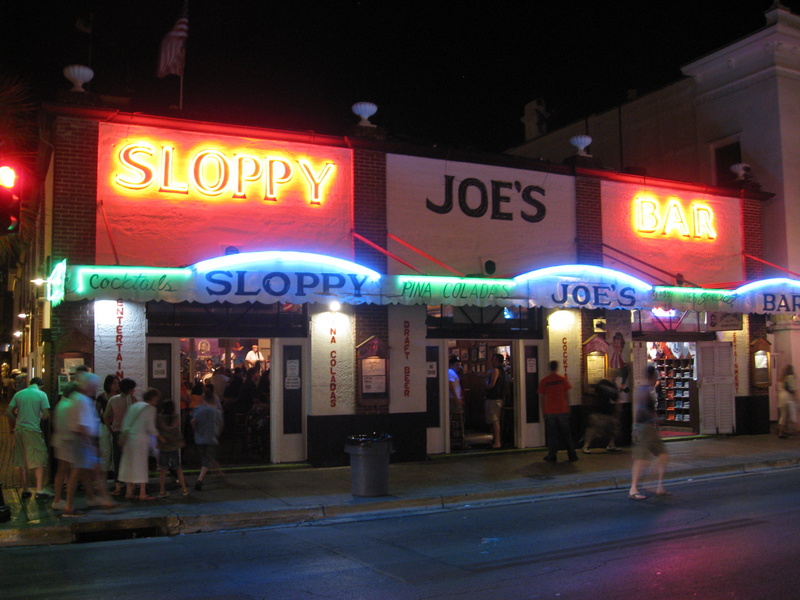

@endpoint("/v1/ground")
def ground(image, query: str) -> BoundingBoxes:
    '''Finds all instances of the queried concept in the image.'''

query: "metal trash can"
[345,433,393,497]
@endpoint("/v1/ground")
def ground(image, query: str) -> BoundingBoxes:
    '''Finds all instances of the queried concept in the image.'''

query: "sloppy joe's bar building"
[34,102,778,466]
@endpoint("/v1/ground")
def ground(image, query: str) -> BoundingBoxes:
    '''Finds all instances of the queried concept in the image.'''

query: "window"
[714,140,741,187]
[146,301,307,338]
[425,305,543,339]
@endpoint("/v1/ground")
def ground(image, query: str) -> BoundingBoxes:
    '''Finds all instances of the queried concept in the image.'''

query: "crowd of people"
[3,359,256,517]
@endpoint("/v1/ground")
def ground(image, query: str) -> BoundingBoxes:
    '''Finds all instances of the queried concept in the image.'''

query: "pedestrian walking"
[582,378,622,453]
[50,382,77,511]
[629,364,670,500]
[62,372,117,516]
[778,364,797,438]
[192,391,224,491]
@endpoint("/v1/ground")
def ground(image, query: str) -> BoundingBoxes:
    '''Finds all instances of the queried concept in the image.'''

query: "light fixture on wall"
[548,309,575,329]
[352,102,378,127]
[329,300,341,313]
[570,134,592,157]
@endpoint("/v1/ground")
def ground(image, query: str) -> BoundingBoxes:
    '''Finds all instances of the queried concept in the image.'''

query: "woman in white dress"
[118,388,163,500]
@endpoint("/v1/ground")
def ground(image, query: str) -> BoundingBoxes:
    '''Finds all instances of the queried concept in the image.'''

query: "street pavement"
[1,432,799,547]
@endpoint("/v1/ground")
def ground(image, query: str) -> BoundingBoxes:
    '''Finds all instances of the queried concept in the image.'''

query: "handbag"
[148,435,160,459]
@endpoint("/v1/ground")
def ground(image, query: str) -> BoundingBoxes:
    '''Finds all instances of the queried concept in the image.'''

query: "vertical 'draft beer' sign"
[96,122,353,268]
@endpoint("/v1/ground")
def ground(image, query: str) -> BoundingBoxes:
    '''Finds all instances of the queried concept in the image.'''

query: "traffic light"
[0,166,20,234]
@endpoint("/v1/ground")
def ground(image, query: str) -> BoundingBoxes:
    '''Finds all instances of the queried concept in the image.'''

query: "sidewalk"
[1,433,799,547]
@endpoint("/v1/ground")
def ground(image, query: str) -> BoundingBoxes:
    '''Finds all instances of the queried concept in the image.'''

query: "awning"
[49,251,800,315]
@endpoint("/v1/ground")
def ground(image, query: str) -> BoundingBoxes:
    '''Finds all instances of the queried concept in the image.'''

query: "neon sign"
[633,194,717,240]
[111,140,337,204]
[46,259,67,307]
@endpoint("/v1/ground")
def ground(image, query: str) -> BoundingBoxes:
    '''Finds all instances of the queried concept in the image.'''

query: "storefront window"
[633,309,704,333]
[146,301,307,338]
[426,305,543,339]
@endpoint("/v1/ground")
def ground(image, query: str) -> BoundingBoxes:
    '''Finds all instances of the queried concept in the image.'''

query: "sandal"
[181,488,190,496]
[138,495,157,501]
[628,492,647,501]
[157,492,169,498]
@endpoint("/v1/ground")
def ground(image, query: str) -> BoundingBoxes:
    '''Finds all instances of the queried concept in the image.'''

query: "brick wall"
[575,176,603,265]
[352,148,389,414]
[50,116,98,376]
[741,196,763,280]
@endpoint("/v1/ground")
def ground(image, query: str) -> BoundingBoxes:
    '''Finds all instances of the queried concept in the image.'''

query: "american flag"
[157,9,189,78]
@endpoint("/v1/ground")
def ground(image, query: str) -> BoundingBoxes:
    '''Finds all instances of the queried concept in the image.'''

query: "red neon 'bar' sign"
[109,139,337,205]
[633,194,717,241]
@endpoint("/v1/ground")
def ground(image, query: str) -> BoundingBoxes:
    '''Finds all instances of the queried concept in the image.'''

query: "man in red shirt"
[538,360,578,462]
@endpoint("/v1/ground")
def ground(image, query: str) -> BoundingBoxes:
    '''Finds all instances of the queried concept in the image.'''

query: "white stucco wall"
[94,300,147,387]
[601,180,745,285]
[310,304,355,416]
[386,154,577,277]
[545,308,583,405]
[387,305,427,414]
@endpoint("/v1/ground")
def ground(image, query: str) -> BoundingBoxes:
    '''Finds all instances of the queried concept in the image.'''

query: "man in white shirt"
[448,356,466,450]
[448,356,463,407]
[245,345,265,369]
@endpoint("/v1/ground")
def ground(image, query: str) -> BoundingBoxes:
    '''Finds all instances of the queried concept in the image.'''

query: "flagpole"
[180,0,188,111]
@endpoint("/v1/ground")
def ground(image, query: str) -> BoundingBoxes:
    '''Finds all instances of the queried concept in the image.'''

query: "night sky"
[1,1,790,153]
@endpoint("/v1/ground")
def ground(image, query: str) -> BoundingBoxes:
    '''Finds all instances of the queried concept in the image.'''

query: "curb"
[2,459,798,547]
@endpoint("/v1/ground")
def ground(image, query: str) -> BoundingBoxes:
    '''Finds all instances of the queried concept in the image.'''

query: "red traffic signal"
[0,166,20,234]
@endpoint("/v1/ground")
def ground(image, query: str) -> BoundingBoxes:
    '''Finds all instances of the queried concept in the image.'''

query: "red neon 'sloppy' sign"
[632,194,717,241]
[102,127,342,205]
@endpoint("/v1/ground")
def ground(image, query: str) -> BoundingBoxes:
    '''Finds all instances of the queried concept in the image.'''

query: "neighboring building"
[18,92,781,468]
[510,3,800,397]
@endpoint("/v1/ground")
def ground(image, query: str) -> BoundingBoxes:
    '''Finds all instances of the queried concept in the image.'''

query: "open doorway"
[448,340,514,451]
[178,337,272,465]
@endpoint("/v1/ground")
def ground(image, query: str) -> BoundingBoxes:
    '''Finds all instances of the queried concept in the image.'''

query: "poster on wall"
[361,357,387,394]
[604,310,632,403]
[152,360,168,379]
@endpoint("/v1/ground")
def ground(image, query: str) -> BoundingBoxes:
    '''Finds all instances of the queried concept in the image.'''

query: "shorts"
[158,450,181,469]
[52,433,76,463]
[632,423,666,460]
[197,444,217,468]
[779,404,798,426]
[13,428,48,469]
[72,437,101,470]
[484,398,503,424]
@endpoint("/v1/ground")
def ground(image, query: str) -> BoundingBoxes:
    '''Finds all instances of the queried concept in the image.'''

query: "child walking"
[156,399,189,497]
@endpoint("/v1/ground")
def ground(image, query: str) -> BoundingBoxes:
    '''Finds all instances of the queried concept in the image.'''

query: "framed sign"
[361,357,387,394]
